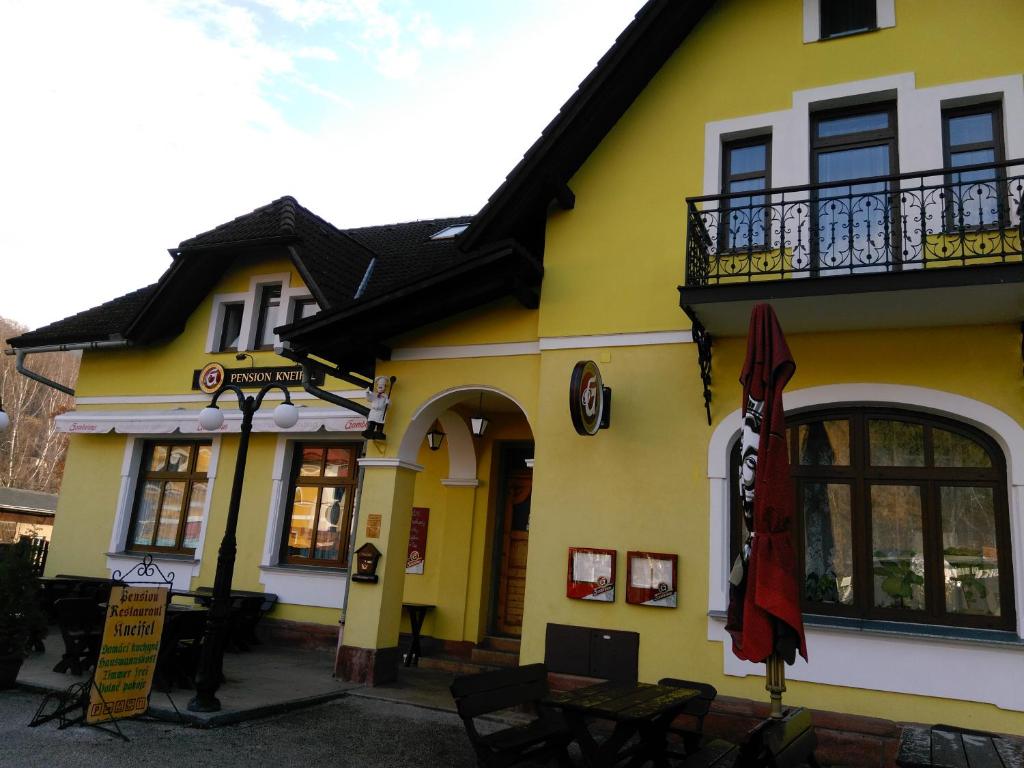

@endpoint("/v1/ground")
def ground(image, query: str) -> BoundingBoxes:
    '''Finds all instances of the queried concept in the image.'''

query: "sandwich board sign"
[87,585,167,724]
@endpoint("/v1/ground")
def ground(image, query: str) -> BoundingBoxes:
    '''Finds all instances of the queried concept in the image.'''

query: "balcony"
[679,159,1024,335]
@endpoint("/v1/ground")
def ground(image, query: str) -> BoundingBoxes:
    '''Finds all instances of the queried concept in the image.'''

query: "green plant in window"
[873,556,924,608]
[805,570,840,603]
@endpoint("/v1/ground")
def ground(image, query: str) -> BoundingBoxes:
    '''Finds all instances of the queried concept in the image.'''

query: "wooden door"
[496,469,532,635]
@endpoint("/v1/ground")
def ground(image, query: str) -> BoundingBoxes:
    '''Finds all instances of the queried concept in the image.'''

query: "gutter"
[4,340,131,397]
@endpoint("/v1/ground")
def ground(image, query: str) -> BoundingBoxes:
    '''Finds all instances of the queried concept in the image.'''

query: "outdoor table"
[546,680,699,768]
[402,603,434,667]
[897,725,1023,768]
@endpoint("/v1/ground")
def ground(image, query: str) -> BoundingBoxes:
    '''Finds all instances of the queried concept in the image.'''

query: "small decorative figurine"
[362,375,394,440]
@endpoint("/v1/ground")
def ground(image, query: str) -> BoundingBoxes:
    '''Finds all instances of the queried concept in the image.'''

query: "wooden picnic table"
[547,680,699,767]
[897,725,1024,768]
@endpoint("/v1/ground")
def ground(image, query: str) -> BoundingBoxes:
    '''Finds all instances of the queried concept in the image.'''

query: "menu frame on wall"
[566,547,616,602]
[625,551,678,608]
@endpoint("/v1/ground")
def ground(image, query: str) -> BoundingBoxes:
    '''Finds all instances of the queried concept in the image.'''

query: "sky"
[0,0,647,331]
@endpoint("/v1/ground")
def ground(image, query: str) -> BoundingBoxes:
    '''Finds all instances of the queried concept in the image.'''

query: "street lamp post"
[188,383,299,713]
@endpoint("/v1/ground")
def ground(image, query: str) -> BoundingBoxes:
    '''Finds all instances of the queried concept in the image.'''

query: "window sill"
[259,564,347,576]
[708,610,1023,649]
[109,551,199,564]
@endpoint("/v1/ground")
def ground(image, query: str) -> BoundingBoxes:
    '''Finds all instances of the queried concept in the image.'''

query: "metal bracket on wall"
[683,306,713,426]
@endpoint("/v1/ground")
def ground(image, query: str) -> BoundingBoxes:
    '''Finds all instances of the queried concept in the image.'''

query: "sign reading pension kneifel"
[86,586,167,724]
[192,363,324,395]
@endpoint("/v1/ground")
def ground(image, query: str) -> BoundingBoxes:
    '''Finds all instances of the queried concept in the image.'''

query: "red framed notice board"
[626,551,677,607]
[567,547,616,602]
[406,507,429,574]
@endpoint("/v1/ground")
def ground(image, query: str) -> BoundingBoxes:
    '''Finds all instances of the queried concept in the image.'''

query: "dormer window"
[217,303,244,352]
[206,273,312,355]
[292,298,319,322]
[254,284,283,349]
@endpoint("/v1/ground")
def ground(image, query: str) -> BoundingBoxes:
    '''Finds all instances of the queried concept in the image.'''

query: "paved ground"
[1,686,503,768]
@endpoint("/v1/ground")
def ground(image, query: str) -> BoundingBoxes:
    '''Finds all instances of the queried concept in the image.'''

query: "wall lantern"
[0,396,9,433]
[352,542,382,583]
[426,421,446,451]
[470,393,489,438]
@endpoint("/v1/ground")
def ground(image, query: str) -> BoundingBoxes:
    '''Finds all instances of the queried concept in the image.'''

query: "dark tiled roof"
[342,216,473,305]
[176,196,300,250]
[0,487,58,514]
[8,205,474,348]
[7,284,157,348]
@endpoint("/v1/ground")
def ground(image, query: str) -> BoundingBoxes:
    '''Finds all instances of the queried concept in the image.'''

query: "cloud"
[0,0,646,329]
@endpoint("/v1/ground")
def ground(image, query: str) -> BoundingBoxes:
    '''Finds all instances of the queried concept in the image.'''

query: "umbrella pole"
[766,652,786,719]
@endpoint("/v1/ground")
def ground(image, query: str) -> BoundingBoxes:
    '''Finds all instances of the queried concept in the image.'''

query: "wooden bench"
[898,724,1024,768]
[676,707,820,768]
[450,663,573,768]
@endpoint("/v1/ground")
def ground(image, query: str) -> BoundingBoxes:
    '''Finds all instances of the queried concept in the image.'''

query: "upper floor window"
[217,303,244,353]
[730,409,1016,631]
[811,103,897,273]
[721,137,771,251]
[128,441,211,555]
[291,297,319,323]
[254,284,282,349]
[207,274,312,354]
[943,102,1006,230]
[281,443,359,568]
[820,0,876,38]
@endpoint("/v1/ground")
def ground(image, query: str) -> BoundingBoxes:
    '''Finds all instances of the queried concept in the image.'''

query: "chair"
[450,663,573,768]
[153,609,207,692]
[52,597,104,675]
[659,677,719,755]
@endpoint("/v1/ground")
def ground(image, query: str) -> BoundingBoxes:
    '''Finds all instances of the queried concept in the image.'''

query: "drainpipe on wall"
[3,340,131,397]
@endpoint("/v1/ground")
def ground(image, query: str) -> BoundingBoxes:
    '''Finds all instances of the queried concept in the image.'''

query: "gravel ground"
[0,687,509,768]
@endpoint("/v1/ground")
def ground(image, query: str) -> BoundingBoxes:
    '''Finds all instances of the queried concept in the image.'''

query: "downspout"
[4,340,131,397]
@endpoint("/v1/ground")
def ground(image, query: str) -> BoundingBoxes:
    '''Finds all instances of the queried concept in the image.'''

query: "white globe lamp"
[199,406,225,431]
[273,402,300,429]
[0,409,9,432]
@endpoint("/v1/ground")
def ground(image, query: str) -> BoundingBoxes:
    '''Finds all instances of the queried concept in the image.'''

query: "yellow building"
[10,0,1024,752]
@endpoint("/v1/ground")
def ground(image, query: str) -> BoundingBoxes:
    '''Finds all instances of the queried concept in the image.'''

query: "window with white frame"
[206,273,315,354]
[803,0,895,43]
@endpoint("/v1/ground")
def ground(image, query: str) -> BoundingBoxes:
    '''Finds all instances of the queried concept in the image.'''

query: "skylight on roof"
[430,224,469,240]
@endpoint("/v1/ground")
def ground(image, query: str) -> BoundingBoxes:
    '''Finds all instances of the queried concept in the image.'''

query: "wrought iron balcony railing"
[684,159,1024,286]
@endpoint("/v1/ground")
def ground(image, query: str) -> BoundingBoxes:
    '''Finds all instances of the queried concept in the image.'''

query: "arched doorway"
[398,386,535,641]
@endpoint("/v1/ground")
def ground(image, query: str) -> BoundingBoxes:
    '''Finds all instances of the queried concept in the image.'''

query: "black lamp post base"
[187,694,222,713]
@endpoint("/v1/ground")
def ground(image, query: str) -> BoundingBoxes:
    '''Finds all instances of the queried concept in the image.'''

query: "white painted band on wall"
[358,457,424,473]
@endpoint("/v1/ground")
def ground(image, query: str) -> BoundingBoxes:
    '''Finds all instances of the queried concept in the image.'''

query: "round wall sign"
[569,360,604,436]
[198,362,226,394]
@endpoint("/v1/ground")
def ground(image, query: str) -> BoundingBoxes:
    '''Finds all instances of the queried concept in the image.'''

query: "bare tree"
[0,318,80,492]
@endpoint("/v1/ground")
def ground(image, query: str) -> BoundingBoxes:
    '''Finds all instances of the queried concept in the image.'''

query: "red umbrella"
[726,303,806,718]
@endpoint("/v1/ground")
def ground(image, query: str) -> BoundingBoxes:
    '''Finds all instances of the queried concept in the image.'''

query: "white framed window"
[106,436,222,587]
[705,384,1024,712]
[205,272,317,354]
[803,0,895,44]
[258,433,364,609]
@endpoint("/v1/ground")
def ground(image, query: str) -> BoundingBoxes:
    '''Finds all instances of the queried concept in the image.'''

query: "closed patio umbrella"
[726,303,807,718]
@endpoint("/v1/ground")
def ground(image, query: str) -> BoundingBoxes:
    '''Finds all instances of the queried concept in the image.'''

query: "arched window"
[731,408,1016,630]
